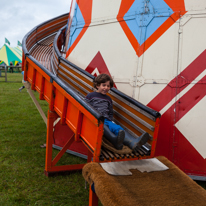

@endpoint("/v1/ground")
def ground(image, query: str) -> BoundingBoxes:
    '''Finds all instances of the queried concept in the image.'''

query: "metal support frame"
[23,81,47,126]
[23,57,105,177]
[45,110,86,175]
[89,187,98,206]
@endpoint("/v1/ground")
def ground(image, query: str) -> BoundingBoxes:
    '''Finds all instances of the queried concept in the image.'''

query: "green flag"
[5,38,10,45]
[17,40,22,47]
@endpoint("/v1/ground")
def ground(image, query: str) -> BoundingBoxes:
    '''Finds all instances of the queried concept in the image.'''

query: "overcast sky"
[0,0,71,48]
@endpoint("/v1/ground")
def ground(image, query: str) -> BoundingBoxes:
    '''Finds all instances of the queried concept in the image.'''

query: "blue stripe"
[67,3,85,51]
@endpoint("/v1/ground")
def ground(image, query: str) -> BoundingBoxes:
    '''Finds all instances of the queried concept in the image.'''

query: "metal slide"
[22,13,161,176]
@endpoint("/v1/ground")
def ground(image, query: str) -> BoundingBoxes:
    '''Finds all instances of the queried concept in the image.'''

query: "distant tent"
[0,60,6,66]
[13,60,19,66]
[0,44,22,66]
[12,46,22,56]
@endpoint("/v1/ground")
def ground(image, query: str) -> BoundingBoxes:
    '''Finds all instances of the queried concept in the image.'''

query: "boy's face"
[96,80,110,95]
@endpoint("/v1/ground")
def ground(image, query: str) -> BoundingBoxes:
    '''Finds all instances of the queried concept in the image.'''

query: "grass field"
[0,73,205,205]
[0,73,90,206]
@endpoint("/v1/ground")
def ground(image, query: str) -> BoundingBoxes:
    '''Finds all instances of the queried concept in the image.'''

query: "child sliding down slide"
[85,74,149,151]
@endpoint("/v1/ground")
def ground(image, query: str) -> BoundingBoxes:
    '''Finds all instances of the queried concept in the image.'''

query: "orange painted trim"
[53,81,99,125]
[66,0,92,57]
[65,119,76,133]
[45,110,58,171]
[164,0,186,12]
[117,0,135,17]
[36,16,68,33]
[60,96,68,124]
[93,122,104,162]
[118,18,141,55]
[44,109,85,173]
[31,67,36,90]
[118,12,186,57]
[27,58,50,81]
[39,75,45,100]
[143,11,187,54]
[117,0,187,57]
[49,84,55,112]
[89,186,98,206]
[46,164,85,172]
[24,61,28,81]
[150,117,161,157]
[75,111,83,141]
[66,25,90,57]
[52,134,75,166]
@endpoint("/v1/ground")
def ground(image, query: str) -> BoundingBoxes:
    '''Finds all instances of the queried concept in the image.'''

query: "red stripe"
[147,49,206,111]
[85,52,117,88]
[177,75,206,120]
[155,75,206,167]
[176,128,206,174]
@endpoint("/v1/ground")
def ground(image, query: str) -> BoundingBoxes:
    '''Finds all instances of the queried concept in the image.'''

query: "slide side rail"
[22,14,105,175]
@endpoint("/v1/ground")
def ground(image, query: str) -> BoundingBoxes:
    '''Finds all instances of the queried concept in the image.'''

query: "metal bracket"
[136,76,145,87]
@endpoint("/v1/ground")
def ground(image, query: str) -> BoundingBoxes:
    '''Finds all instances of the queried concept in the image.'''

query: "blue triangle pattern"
[67,2,85,51]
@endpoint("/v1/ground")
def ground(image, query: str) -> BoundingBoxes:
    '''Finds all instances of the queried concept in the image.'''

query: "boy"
[85,74,149,151]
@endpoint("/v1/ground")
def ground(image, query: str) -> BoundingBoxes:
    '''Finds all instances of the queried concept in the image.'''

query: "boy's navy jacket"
[85,92,113,121]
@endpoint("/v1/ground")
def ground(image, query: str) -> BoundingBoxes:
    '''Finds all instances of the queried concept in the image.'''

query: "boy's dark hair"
[93,74,114,89]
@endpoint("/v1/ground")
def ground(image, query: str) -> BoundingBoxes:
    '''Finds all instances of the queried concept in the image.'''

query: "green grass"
[0,73,90,206]
[0,69,22,82]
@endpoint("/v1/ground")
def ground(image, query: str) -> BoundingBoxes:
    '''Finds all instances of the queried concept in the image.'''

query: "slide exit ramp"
[22,13,161,176]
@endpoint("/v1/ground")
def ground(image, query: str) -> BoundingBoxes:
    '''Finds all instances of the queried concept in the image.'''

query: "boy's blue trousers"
[104,118,124,136]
